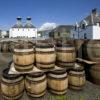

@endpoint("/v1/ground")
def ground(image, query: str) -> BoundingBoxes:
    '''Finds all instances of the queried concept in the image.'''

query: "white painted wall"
[1,31,7,36]
[93,25,100,39]
[71,21,100,40]
[1,30,8,38]
[71,26,94,39]
[71,29,79,39]
[9,28,37,38]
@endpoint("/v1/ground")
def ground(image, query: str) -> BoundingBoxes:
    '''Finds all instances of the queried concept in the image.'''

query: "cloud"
[39,22,57,31]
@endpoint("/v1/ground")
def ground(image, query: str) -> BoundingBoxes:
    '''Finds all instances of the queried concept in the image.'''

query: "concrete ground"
[0,53,100,100]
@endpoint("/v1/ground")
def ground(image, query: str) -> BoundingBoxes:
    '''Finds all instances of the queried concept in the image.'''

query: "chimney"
[26,17,32,25]
[16,17,22,25]
[92,8,97,15]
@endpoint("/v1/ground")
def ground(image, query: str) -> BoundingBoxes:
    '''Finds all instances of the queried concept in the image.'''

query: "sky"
[0,0,100,29]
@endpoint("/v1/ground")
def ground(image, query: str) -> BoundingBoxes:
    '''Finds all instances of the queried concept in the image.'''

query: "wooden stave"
[25,73,47,97]
[68,69,86,90]
[1,68,24,100]
[36,44,56,70]
[47,70,68,95]
[90,65,100,85]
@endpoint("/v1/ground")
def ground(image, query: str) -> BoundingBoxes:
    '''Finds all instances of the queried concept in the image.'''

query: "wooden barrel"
[56,43,76,69]
[85,40,100,62]
[90,64,100,85]
[0,42,2,52]
[47,70,68,95]
[54,38,75,46]
[36,43,56,70]
[68,63,86,90]
[9,41,16,52]
[74,39,85,58]
[25,72,47,97]
[1,68,24,100]
[36,39,53,43]
[0,75,1,95]
[13,43,34,72]
[1,42,9,53]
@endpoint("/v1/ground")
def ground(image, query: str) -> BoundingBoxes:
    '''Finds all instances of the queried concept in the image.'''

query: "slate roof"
[12,24,23,28]
[80,12,100,25]
[50,25,73,33]
[24,24,36,28]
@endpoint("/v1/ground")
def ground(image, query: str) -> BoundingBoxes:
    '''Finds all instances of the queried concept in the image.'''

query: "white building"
[9,17,37,38]
[71,9,100,39]
[0,30,9,38]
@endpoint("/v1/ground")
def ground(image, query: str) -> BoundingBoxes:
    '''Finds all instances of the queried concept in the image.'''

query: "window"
[82,24,85,29]
[97,22,100,27]
[73,34,75,38]
[84,33,87,39]
[74,26,77,30]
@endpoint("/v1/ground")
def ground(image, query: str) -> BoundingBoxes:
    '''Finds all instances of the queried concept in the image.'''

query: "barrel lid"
[15,43,33,49]
[36,43,54,48]
[27,72,45,78]
[71,63,84,71]
[49,69,67,75]
[2,68,21,80]
[56,43,73,47]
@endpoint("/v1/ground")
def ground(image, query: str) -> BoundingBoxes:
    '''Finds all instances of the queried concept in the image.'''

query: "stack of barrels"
[0,41,14,53]
[75,39,100,85]
[1,41,9,53]
[0,40,35,53]
[0,41,16,53]
[9,41,17,52]
[0,40,87,100]
[83,40,100,85]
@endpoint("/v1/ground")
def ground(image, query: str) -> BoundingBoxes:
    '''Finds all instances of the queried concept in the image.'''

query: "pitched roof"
[50,25,73,33]
[80,12,100,25]
[24,24,36,28]
[12,24,23,28]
